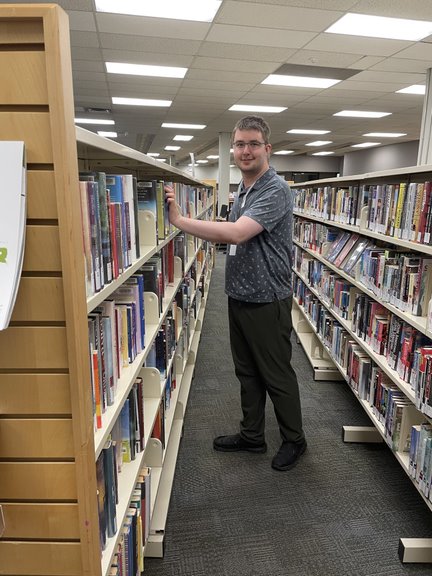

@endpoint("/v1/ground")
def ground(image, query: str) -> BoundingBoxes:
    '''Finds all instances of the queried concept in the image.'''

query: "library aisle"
[144,254,432,576]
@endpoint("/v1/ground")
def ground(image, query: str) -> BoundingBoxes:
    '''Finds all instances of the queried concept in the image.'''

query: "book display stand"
[292,166,432,564]
[0,5,214,575]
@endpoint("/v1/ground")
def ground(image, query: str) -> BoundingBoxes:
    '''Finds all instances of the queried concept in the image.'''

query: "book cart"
[292,165,432,564]
[0,4,214,575]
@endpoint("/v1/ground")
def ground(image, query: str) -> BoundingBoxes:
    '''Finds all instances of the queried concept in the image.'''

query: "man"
[165,115,306,471]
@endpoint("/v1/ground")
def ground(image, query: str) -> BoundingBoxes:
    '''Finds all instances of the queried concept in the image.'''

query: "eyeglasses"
[233,141,267,150]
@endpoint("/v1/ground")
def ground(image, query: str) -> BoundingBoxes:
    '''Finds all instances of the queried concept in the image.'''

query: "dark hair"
[232,115,271,144]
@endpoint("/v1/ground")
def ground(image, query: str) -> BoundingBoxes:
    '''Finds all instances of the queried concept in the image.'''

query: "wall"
[342,140,419,176]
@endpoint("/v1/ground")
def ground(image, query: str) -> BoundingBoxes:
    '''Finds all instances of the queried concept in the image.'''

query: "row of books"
[293,265,432,418]
[80,172,212,297]
[103,466,152,575]
[293,282,432,499]
[293,180,432,248]
[293,183,360,226]
[295,217,432,318]
[88,233,204,431]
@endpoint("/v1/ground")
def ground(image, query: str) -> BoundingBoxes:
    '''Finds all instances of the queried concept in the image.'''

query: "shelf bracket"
[398,538,432,563]
[342,425,383,443]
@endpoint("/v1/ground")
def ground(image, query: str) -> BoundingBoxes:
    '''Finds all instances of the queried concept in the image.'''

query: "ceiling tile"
[186,68,264,84]
[101,48,193,68]
[70,31,100,48]
[304,33,414,57]
[71,59,106,73]
[191,56,276,74]
[67,10,96,32]
[352,0,432,20]
[286,49,361,68]
[206,24,316,48]
[96,13,210,40]
[394,43,432,60]
[369,58,430,73]
[197,42,296,62]
[99,33,201,56]
[216,1,342,31]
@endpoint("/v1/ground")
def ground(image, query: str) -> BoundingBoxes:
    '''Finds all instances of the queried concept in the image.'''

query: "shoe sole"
[271,443,307,471]
[213,443,267,454]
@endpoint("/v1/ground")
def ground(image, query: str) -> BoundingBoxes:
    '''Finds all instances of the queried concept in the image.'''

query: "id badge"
[229,244,237,256]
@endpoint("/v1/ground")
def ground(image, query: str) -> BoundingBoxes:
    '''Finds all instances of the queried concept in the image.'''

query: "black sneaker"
[271,439,307,471]
[213,433,267,453]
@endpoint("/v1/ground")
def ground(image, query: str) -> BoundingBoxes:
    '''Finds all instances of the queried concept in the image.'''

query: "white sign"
[0,141,26,330]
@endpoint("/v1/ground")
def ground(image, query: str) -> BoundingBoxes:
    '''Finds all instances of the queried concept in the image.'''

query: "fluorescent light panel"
[229,104,287,113]
[325,13,432,41]
[397,85,425,95]
[274,150,294,155]
[174,135,193,141]
[106,62,187,78]
[162,122,206,129]
[363,132,406,138]
[147,152,160,157]
[197,160,208,164]
[334,110,391,118]
[207,155,219,159]
[305,140,333,147]
[98,131,117,138]
[165,145,180,151]
[287,129,330,135]
[262,74,340,88]
[312,151,334,156]
[75,118,115,125]
[113,97,171,107]
[95,0,222,22]
[352,142,381,148]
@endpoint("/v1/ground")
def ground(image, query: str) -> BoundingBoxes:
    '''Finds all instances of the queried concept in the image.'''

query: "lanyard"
[237,179,257,211]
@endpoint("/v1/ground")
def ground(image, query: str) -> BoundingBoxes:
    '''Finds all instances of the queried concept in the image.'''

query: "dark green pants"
[228,295,304,445]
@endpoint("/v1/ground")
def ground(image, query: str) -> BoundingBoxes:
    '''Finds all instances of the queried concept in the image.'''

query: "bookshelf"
[0,5,214,576]
[292,165,432,563]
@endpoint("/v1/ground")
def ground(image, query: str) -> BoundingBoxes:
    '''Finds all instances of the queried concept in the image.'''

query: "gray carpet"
[144,253,432,576]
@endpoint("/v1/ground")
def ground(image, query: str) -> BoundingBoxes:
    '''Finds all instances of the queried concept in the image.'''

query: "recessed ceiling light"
[229,104,287,113]
[287,129,330,135]
[147,152,160,157]
[352,142,381,148]
[165,145,180,151]
[312,151,335,156]
[157,158,167,162]
[188,163,199,167]
[173,135,193,141]
[274,150,294,155]
[207,155,219,159]
[363,132,406,138]
[262,75,340,89]
[197,160,208,164]
[97,131,117,138]
[106,62,187,78]
[162,123,206,129]
[75,118,115,125]
[113,97,171,107]
[396,85,426,95]
[325,13,432,41]
[305,141,333,147]
[334,110,391,118]
[95,0,222,22]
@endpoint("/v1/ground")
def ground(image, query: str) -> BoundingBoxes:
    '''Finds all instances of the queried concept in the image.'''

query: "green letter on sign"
[0,247,7,263]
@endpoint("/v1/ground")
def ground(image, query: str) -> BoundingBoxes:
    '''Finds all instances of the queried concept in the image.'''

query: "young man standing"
[165,116,306,471]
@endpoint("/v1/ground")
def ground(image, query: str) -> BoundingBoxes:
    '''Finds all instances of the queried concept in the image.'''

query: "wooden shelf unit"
[0,5,214,576]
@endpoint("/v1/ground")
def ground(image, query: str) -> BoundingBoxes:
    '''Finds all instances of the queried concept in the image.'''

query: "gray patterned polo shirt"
[225,167,293,303]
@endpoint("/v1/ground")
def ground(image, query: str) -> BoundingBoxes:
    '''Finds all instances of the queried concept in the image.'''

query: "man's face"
[232,129,271,178]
